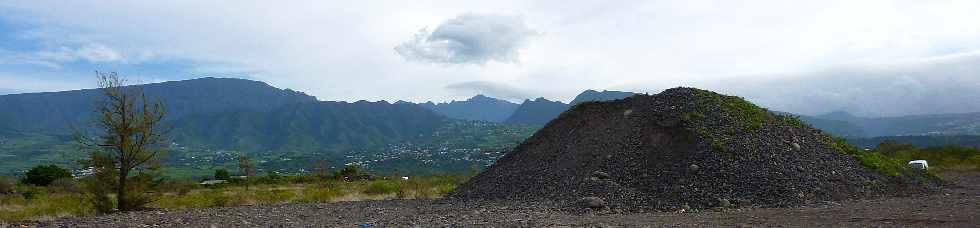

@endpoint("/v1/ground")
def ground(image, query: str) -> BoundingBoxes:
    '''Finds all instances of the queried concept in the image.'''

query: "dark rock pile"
[451,87,937,212]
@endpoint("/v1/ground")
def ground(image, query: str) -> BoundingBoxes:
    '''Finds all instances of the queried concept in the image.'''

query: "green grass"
[781,114,810,128]
[150,177,466,209]
[0,188,92,221]
[692,89,768,131]
[683,89,772,153]
[873,142,980,172]
[0,174,471,222]
[826,136,908,177]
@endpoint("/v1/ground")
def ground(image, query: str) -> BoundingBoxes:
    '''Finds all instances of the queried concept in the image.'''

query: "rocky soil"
[452,88,937,211]
[24,172,980,227]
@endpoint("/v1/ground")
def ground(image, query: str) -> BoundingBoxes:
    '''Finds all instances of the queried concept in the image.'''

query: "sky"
[1,1,979,117]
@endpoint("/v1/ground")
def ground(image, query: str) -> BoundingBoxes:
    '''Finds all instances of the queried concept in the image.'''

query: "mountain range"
[419,95,518,122]
[0,78,534,176]
[0,78,316,133]
[815,111,980,137]
[3,78,980,177]
[417,90,637,125]
[570,89,637,105]
[503,98,571,125]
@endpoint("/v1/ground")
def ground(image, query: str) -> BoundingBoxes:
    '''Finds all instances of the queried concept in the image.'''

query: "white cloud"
[395,13,537,64]
[36,44,123,63]
[20,43,125,68]
[74,44,123,62]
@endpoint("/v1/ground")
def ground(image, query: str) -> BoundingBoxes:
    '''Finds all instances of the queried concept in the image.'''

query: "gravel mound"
[451,87,937,211]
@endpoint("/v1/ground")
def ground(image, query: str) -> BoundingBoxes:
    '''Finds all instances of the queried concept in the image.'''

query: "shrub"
[117,171,159,211]
[334,165,373,181]
[24,165,72,186]
[81,153,117,214]
[253,188,295,203]
[257,171,283,184]
[48,178,80,193]
[214,169,231,180]
[20,187,39,201]
[363,181,402,195]
[300,187,342,203]
[0,176,16,194]
[157,180,196,196]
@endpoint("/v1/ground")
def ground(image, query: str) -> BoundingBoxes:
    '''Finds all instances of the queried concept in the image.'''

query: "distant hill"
[847,135,980,149]
[504,98,570,125]
[812,111,980,137]
[796,115,868,138]
[774,110,980,138]
[569,89,635,105]
[0,77,317,133]
[419,95,519,122]
[501,90,636,125]
[169,101,446,152]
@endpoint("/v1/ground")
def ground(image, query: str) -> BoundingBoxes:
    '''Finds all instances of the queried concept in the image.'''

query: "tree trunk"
[117,166,128,211]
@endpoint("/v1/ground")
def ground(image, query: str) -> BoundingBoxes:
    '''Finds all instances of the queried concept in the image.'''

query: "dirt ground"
[24,171,980,227]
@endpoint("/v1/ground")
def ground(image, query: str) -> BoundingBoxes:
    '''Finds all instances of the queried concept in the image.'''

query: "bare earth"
[28,172,980,227]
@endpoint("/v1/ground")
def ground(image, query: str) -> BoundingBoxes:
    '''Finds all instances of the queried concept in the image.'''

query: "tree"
[335,165,367,181]
[77,72,167,212]
[24,165,73,186]
[214,169,231,180]
[238,154,255,190]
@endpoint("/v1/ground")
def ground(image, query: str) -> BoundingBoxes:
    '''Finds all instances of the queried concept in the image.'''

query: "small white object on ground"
[907,160,928,170]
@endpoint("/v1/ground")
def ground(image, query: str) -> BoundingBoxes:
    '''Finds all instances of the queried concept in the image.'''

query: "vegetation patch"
[781,114,810,129]
[824,136,908,177]
[691,89,768,131]
[682,89,772,153]
[0,171,472,222]
[873,141,980,171]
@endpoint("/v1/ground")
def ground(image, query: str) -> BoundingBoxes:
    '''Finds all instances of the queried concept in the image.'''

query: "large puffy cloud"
[395,13,537,64]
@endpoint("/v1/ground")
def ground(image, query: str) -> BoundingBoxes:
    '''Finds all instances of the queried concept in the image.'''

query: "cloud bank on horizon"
[0,1,979,117]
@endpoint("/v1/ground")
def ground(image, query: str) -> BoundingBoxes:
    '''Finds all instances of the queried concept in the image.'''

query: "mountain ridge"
[418,94,519,122]
[0,77,317,133]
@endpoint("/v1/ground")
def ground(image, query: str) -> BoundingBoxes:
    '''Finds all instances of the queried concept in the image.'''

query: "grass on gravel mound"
[825,136,910,177]
[680,88,913,177]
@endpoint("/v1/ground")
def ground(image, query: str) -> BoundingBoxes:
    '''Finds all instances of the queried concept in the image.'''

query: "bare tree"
[79,72,166,212]
[315,158,331,180]
[238,154,255,190]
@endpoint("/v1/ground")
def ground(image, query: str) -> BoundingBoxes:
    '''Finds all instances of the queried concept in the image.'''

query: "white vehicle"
[907,160,929,170]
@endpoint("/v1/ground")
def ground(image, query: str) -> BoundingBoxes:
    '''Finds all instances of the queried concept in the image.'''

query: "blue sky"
[1,1,980,116]
[0,13,242,93]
